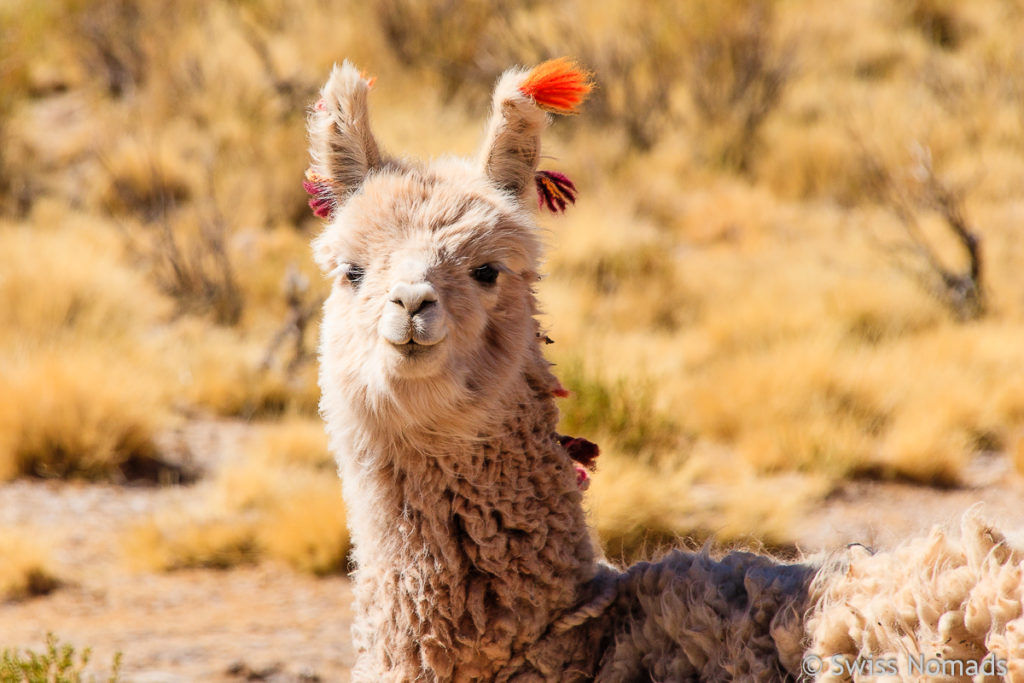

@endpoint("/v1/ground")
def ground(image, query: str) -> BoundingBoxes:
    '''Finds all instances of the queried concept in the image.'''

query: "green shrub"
[0,635,120,683]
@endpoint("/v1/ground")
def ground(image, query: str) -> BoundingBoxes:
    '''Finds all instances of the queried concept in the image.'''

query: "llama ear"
[479,58,592,205]
[305,61,383,218]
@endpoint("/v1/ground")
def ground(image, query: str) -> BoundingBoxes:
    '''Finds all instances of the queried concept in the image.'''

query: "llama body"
[311,60,1024,682]
[320,223,602,679]
[312,137,608,677]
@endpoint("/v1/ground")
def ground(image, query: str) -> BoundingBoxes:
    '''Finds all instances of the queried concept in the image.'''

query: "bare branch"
[862,142,985,322]
[261,265,323,373]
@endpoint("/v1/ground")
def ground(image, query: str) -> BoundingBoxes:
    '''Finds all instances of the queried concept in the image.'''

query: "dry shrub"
[373,0,512,102]
[128,516,259,571]
[74,0,148,96]
[865,145,986,322]
[99,136,243,325]
[371,0,790,163]
[128,459,348,575]
[0,349,167,482]
[587,447,816,563]
[140,206,244,326]
[678,0,793,171]
[756,123,884,204]
[895,0,970,50]
[97,137,196,220]
[682,317,1024,487]
[0,529,60,601]
[869,412,969,486]
[568,1,686,152]
[542,198,701,333]
[231,227,327,328]
[126,415,341,575]
[829,276,943,345]
[556,361,679,457]
[178,325,320,417]
[258,473,349,575]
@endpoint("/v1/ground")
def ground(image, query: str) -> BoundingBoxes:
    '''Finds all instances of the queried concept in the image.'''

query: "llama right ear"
[305,61,383,218]
[479,58,592,205]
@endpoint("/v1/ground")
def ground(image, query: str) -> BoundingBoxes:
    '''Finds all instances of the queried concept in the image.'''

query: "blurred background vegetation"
[2,0,1024,577]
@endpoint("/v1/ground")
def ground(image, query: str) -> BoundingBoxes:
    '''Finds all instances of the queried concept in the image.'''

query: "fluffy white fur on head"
[313,161,542,433]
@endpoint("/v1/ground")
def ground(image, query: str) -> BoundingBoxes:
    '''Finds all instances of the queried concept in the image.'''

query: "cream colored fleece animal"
[310,60,1024,682]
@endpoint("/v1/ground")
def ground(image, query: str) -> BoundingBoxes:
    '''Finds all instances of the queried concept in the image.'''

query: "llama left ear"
[305,61,384,219]
[479,58,592,206]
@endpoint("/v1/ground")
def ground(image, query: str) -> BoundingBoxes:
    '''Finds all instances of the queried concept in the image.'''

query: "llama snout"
[379,281,447,347]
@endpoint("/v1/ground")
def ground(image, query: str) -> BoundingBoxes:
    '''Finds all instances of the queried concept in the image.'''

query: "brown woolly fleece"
[310,61,1024,682]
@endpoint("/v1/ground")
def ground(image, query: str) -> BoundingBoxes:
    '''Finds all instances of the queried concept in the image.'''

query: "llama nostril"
[388,282,439,315]
[411,299,436,315]
[392,297,436,315]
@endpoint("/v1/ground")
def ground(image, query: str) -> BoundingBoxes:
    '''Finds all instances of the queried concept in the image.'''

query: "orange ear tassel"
[519,57,593,115]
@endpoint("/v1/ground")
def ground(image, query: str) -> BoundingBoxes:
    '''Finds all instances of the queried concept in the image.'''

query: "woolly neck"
[332,359,601,681]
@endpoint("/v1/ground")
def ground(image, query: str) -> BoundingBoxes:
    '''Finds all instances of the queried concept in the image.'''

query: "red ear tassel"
[558,435,600,470]
[558,434,600,492]
[519,57,593,115]
[535,170,577,213]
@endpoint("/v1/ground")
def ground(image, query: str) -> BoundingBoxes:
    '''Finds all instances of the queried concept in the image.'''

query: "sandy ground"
[0,419,355,682]
[2,420,1023,682]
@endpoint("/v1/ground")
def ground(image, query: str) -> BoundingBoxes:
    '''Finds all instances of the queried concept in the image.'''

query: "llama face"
[316,166,540,400]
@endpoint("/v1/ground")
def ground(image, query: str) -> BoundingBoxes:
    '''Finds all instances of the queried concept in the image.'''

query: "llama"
[308,59,1024,681]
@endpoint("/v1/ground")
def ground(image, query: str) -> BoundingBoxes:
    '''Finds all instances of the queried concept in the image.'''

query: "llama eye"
[345,265,365,286]
[471,264,499,285]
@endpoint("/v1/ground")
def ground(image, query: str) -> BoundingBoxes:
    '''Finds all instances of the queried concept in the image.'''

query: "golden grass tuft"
[96,135,197,219]
[259,472,349,575]
[0,349,168,482]
[127,516,259,571]
[587,447,821,563]
[0,529,61,601]
[127,420,347,575]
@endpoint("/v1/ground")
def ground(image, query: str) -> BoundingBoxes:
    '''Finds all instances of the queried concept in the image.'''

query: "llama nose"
[389,282,438,315]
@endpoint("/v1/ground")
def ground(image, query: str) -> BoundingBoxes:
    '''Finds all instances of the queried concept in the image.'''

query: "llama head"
[310,60,590,430]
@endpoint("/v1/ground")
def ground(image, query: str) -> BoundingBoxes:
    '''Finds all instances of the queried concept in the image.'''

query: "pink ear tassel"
[573,462,591,491]
[535,170,578,213]
[303,170,335,219]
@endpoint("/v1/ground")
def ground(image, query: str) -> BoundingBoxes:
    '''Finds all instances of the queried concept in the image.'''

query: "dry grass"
[249,417,333,470]
[585,447,822,562]
[0,349,168,482]
[0,529,60,601]
[127,418,347,575]
[2,0,1023,555]
[176,327,320,418]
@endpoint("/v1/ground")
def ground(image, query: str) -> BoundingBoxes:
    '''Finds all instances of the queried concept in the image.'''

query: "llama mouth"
[389,339,443,359]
